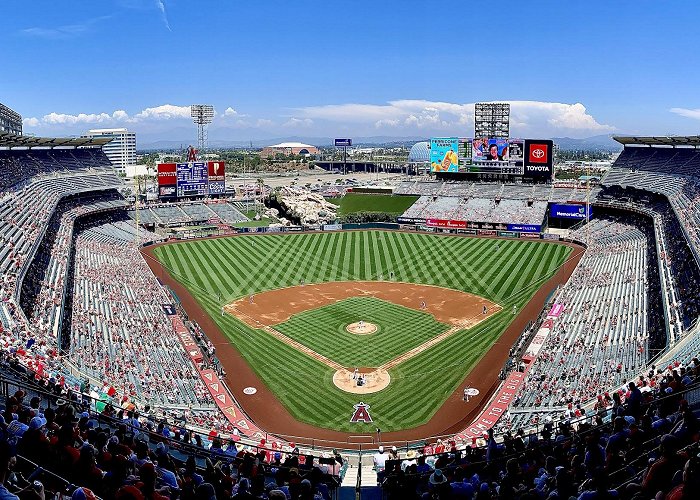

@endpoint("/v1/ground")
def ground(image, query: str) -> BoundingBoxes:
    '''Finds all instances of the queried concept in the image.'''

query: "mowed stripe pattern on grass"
[275,297,450,367]
[152,231,571,432]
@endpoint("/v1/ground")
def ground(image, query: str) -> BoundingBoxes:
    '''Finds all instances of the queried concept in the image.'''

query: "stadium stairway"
[340,459,380,499]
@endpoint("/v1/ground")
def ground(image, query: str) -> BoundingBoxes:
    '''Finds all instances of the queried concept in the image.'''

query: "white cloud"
[132,104,191,120]
[22,117,40,127]
[255,119,274,128]
[375,119,400,128]
[112,110,129,121]
[155,0,172,32]
[222,107,238,117]
[20,16,111,39]
[22,104,194,133]
[42,112,112,125]
[670,107,700,120]
[282,117,313,128]
[295,99,614,137]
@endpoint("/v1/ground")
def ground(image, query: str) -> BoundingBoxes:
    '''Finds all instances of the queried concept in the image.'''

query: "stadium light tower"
[191,104,215,154]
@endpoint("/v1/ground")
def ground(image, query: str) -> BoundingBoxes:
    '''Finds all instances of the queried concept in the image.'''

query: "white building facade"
[84,128,136,171]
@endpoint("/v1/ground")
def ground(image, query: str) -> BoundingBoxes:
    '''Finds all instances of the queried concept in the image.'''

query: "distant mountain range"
[139,134,623,151]
[550,134,622,151]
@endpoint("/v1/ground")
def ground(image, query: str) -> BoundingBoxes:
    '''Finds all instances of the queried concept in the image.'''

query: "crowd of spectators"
[380,354,700,499]
[0,365,345,499]
[0,149,112,193]
[394,181,596,203]
[400,196,547,226]
[507,213,665,419]
[68,220,213,409]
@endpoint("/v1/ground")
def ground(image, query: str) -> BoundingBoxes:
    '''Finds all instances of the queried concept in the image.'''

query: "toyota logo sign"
[528,143,549,164]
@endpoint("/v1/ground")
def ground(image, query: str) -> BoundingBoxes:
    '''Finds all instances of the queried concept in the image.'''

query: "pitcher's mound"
[346,322,378,335]
[333,368,390,394]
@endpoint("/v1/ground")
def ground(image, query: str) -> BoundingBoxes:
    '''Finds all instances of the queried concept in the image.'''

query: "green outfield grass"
[152,231,571,432]
[275,297,449,367]
[328,193,419,215]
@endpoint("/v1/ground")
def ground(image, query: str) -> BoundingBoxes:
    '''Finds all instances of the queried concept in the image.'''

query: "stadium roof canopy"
[0,132,112,149]
[408,141,430,162]
[613,135,700,147]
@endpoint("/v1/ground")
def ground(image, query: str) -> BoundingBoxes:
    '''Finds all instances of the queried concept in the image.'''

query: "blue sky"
[2,0,699,143]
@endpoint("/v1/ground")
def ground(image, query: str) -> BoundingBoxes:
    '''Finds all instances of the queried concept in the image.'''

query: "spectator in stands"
[374,446,387,473]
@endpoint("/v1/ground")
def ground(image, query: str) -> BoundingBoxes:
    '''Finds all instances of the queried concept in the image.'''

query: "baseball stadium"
[1,3,700,494]
[3,101,700,497]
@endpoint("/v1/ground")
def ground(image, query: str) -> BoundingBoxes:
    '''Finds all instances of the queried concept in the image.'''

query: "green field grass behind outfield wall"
[328,194,419,215]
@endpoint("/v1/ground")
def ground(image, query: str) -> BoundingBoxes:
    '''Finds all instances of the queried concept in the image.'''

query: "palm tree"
[256,178,265,219]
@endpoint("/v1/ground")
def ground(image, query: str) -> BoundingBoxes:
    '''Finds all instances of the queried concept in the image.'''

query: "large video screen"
[207,161,226,195]
[176,162,208,197]
[472,138,509,162]
[508,139,524,163]
[157,163,177,198]
[430,137,459,172]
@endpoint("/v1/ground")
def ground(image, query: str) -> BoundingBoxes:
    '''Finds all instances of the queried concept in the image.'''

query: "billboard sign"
[426,218,467,229]
[176,162,208,197]
[507,224,542,233]
[550,203,592,219]
[430,137,459,172]
[157,163,177,198]
[524,140,553,177]
[397,217,426,224]
[207,161,226,195]
[335,138,352,147]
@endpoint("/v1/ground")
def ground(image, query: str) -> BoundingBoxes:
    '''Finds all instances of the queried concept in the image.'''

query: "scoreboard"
[176,162,208,197]
[157,161,227,199]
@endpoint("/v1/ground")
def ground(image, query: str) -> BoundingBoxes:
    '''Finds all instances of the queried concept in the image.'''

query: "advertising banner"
[520,233,541,239]
[430,137,459,172]
[507,224,542,233]
[523,140,554,177]
[426,219,467,229]
[543,233,561,241]
[157,163,177,198]
[454,371,527,443]
[397,217,426,225]
[323,224,342,231]
[524,323,552,359]
[207,161,226,195]
[550,203,592,219]
[548,303,564,318]
[498,231,518,238]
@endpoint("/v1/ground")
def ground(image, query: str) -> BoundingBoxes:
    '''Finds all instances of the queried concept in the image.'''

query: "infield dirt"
[224,281,500,329]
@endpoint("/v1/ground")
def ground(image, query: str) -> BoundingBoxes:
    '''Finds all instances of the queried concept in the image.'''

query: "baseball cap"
[29,416,47,430]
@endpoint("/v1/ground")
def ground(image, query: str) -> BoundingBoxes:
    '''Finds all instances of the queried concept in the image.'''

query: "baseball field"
[150,230,572,434]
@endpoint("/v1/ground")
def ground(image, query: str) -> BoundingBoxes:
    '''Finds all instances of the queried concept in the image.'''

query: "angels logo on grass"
[350,402,373,423]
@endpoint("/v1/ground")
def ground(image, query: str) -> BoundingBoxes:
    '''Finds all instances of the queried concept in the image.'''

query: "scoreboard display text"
[176,162,208,197]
